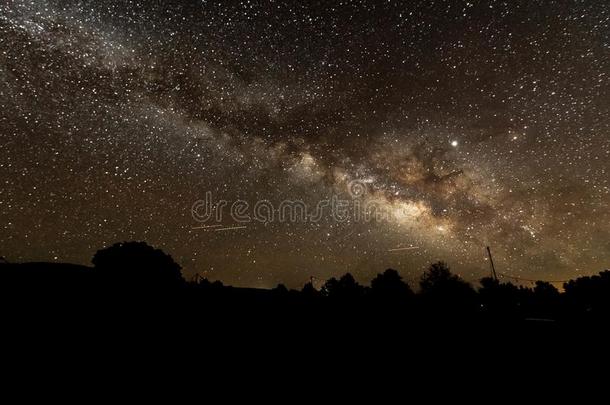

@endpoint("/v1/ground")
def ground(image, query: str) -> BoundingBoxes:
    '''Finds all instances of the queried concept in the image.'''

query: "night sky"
[1,0,608,288]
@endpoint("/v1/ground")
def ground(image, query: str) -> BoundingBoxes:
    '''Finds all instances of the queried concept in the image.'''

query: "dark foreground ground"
[2,261,608,351]
[2,266,607,398]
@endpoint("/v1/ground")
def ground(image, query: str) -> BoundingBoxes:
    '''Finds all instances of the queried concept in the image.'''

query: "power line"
[484,246,569,284]
[497,272,570,284]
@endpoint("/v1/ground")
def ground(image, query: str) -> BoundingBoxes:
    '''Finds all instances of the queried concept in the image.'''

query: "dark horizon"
[3,241,610,330]
[1,240,607,292]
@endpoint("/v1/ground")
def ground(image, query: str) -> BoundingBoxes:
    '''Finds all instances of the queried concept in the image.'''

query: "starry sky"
[1,0,608,288]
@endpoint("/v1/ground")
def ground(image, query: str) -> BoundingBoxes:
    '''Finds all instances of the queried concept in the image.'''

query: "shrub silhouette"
[272,283,290,298]
[301,281,321,299]
[92,241,184,290]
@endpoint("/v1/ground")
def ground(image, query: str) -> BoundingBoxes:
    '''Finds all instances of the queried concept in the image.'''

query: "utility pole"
[486,246,498,281]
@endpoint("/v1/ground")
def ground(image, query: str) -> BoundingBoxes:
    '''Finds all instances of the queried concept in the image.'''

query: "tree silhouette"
[530,281,561,319]
[192,277,224,291]
[92,241,184,290]
[321,273,365,300]
[420,262,469,293]
[563,270,610,316]
[533,281,559,299]
[478,277,525,318]
[301,281,320,299]
[370,269,414,301]
[419,261,477,314]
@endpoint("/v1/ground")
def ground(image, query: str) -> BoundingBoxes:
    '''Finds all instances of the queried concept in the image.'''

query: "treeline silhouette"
[1,241,609,326]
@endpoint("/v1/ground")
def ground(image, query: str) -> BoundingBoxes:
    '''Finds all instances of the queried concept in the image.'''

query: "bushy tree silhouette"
[478,277,525,318]
[92,241,184,290]
[533,281,559,299]
[530,281,561,319]
[321,273,365,300]
[370,269,414,301]
[419,261,477,314]
[564,270,610,316]
[420,262,469,293]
